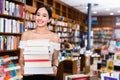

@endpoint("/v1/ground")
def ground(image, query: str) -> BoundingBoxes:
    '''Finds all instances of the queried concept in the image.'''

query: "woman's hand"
[20,66,24,76]
[52,66,58,75]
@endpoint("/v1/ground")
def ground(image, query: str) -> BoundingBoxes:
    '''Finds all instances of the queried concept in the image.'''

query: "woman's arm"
[19,32,28,75]
[51,34,60,75]
[19,49,24,75]
[52,49,59,75]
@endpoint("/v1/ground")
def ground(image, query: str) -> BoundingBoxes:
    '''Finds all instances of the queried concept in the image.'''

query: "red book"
[24,59,51,67]
[68,76,89,80]
[67,75,89,80]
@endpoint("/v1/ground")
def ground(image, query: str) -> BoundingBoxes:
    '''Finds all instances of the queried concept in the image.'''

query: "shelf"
[0,14,24,21]
[7,0,25,5]
[25,19,35,22]
[0,49,20,56]
[46,0,53,7]
[0,32,22,36]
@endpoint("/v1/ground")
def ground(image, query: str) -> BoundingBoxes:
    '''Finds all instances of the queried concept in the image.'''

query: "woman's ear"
[48,18,52,23]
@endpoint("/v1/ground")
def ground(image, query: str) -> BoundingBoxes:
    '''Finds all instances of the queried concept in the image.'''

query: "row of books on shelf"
[0,18,24,33]
[25,21,36,29]
[72,30,80,37]
[0,36,20,51]
[57,32,71,38]
[60,38,80,43]
[0,0,24,18]
[25,11,35,20]
[71,38,80,43]
[48,25,79,33]
[0,55,22,80]
[48,25,72,32]
[93,35,111,39]
[51,18,70,27]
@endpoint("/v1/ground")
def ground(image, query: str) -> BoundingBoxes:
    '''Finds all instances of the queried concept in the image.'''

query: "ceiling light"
[110,13,114,15]
[85,7,88,9]
[106,9,110,11]
[93,11,97,14]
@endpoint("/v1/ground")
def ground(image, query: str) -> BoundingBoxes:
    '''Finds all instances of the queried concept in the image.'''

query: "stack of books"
[23,39,53,74]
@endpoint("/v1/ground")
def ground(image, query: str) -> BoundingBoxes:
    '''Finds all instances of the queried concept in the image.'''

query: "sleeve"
[18,40,27,49]
[49,42,60,54]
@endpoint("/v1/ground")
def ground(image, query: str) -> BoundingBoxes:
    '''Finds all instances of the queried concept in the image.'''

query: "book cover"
[104,76,117,80]
[68,76,89,80]
[107,60,114,72]
[66,74,89,80]
[24,67,53,74]
[24,54,50,60]
[0,0,5,14]
[24,46,49,52]
[26,39,50,47]
[23,51,50,54]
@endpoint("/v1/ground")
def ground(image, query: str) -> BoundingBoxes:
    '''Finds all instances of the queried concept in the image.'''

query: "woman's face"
[35,7,51,27]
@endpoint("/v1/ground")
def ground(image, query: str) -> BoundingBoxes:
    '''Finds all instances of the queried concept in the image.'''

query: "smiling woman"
[19,4,60,80]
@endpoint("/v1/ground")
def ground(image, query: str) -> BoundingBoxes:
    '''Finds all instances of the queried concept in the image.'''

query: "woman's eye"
[43,15,47,17]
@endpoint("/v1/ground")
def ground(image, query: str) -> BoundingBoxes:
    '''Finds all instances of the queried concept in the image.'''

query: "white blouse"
[19,39,60,54]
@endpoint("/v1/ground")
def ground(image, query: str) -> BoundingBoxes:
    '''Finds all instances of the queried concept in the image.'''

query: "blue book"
[104,76,117,80]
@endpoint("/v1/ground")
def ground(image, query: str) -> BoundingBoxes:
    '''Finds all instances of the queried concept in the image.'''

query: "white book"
[24,67,53,74]
[25,60,51,67]
[26,39,50,47]
[23,51,50,54]
[24,46,49,52]
[24,54,50,60]
[0,18,4,32]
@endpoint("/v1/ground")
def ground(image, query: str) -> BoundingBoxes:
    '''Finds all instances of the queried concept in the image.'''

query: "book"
[104,76,117,80]
[65,74,89,80]
[68,76,89,80]
[24,54,50,60]
[0,0,5,14]
[24,60,51,67]
[24,67,53,74]
[23,51,50,54]
[107,60,114,72]
[26,39,50,47]
[24,46,49,52]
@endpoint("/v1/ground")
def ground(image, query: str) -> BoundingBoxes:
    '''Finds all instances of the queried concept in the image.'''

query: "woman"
[19,4,60,80]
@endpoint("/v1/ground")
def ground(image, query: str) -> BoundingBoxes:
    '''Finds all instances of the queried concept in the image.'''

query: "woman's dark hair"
[35,4,52,19]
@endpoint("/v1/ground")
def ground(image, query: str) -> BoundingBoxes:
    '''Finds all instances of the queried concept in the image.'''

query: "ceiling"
[60,0,120,16]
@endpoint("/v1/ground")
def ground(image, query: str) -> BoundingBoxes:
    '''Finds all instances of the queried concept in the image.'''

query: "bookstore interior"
[0,0,120,80]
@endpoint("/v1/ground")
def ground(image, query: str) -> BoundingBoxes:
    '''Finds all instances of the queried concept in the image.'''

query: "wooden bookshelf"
[0,0,25,52]
[0,0,25,79]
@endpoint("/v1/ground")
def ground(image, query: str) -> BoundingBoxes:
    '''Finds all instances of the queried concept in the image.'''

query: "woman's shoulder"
[21,30,34,40]
[48,31,60,43]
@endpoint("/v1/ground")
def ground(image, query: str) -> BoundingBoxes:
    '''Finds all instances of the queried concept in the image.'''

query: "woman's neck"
[35,26,48,34]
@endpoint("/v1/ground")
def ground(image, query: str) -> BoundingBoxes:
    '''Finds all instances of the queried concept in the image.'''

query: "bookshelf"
[93,27,113,44]
[0,0,25,79]
[24,5,36,30]
[0,0,25,52]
